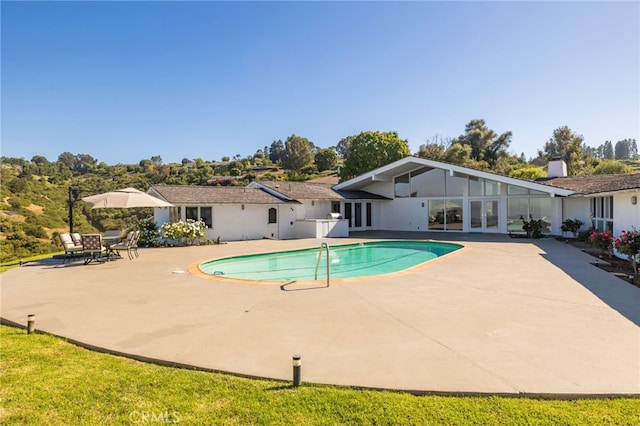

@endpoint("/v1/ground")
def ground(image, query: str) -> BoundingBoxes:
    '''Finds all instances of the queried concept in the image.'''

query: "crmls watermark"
[129,410,180,424]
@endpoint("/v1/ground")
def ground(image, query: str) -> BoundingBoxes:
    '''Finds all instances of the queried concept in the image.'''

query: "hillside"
[0,158,337,262]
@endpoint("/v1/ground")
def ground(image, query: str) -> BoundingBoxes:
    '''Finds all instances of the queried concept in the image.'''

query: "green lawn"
[1,326,638,425]
[0,252,62,273]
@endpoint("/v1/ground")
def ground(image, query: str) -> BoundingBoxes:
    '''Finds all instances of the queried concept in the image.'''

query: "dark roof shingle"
[149,185,291,204]
[537,173,640,195]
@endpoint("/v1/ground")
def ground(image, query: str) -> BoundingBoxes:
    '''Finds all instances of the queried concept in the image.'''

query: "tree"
[336,136,354,159]
[416,143,446,160]
[602,141,614,159]
[593,160,633,175]
[631,139,639,160]
[614,138,636,160]
[282,134,314,173]
[57,152,76,169]
[539,126,584,175]
[340,131,410,181]
[509,166,547,179]
[314,148,338,172]
[31,155,49,165]
[151,155,163,165]
[416,134,451,161]
[269,139,285,164]
[451,119,511,166]
[443,143,472,165]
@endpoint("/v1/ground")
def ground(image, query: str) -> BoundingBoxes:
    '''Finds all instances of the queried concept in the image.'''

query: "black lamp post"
[68,187,80,233]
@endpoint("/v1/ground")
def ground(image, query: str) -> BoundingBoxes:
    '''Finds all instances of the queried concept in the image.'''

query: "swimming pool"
[198,240,463,282]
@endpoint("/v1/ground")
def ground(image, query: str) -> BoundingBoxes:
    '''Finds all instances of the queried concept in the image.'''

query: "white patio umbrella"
[81,187,173,209]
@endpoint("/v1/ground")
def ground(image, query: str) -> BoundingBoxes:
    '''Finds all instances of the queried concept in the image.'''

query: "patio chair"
[71,232,83,247]
[81,234,105,264]
[129,230,140,259]
[59,233,83,263]
[111,231,140,260]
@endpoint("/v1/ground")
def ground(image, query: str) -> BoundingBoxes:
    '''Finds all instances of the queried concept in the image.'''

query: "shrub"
[589,230,614,255]
[520,215,545,238]
[560,218,584,237]
[614,228,640,274]
[160,219,206,246]
[134,216,160,247]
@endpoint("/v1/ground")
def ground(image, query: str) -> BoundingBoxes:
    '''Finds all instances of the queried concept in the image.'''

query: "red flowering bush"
[614,228,640,274]
[589,230,614,255]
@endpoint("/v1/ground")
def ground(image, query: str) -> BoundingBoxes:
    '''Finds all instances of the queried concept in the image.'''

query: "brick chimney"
[548,157,567,178]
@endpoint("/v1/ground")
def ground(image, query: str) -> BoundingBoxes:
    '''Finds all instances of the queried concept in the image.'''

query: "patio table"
[102,235,123,260]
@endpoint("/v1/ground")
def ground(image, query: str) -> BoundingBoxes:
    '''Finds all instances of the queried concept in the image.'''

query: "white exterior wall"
[209,204,270,241]
[613,192,640,236]
[277,205,300,240]
[378,197,429,231]
[153,208,170,230]
[301,200,335,219]
[561,197,592,234]
[154,204,306,242]
[550,197,564,235]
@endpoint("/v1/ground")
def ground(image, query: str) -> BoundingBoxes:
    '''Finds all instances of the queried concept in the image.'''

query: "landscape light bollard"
[27,314,35,335]
[292,355,301,387]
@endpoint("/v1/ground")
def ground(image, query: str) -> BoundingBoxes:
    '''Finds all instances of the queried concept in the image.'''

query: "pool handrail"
[314,242,330,287]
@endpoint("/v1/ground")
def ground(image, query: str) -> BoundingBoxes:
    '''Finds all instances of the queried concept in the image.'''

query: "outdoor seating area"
[57,231,141,264]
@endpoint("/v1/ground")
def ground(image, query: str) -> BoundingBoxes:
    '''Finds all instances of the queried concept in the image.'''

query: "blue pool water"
[199,240,463,282]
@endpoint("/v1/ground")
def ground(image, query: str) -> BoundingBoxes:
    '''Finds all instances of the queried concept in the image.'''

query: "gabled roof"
[250,180,342,200]
[148,185,294,205]
[333,156,575,197]
[249,180,391,201]
[537,173,640,195]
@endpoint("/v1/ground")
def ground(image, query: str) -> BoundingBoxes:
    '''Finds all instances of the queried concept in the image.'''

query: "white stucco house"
[148,157,639,241]
[147,180,388,241]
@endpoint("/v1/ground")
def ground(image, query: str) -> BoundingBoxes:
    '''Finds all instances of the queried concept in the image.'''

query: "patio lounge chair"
[111,230,140,260]
[59,233,83,263]
[81,234,105,264]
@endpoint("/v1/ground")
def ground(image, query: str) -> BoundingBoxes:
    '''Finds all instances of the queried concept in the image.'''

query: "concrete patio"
[2,232,639,396]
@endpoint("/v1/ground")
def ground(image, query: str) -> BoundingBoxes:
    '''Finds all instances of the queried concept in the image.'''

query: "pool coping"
[188,240,470,285]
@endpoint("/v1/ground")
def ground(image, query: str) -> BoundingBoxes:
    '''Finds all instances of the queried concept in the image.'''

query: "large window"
[394,168,464,198]
[428,199,463,231]
[469,178,501,196]
[394,174,410,198]
[200,207,212,228]
[186,206,212,228]
[591,197,613,232]
[169,207,181,222]
[507,198,551,233]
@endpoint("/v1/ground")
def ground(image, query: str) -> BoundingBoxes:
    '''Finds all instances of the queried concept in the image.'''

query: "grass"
[0,252,62,273]
[1,325,638,425]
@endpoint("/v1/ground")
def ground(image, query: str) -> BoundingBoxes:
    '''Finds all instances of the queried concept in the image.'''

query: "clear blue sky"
[2,1,638,165]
